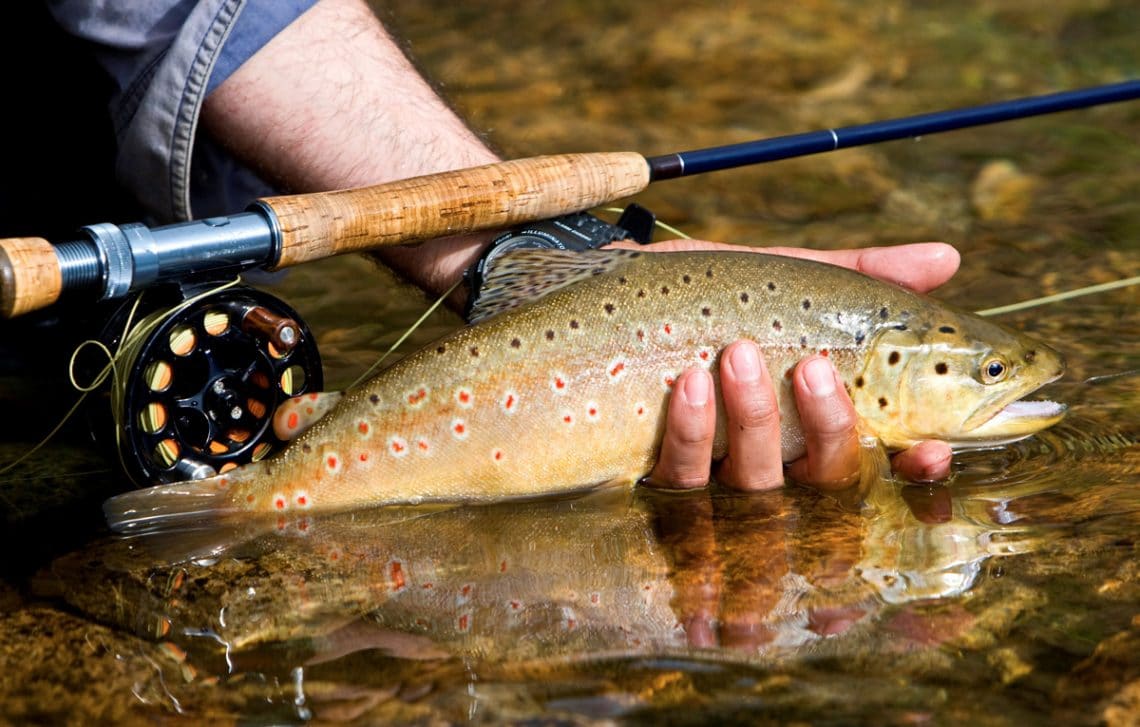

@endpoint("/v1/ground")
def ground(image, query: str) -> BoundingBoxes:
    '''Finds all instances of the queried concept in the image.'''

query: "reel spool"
[93,283,323,486]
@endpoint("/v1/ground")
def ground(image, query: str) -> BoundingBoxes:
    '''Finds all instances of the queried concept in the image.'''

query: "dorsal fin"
[467,248,637,323]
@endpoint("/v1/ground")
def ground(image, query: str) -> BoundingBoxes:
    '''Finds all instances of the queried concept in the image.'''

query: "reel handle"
[259,152,650,268]
[0,237,63,317]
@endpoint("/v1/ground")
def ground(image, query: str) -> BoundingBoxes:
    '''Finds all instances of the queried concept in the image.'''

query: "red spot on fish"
[456,388,473,408]
[502,392,516,412]
[636,403,646,417]
[821,349,829,357]
[699,350,710,361]
[452,419,468,439]
[562,411,574,424]
[492,449,504,462]
[327,455,338,469]
[636,329,645,342]
[358,421,369,435]
[218,477,228,489]
[275,497,286,510]
[663,323,673,335]
[286,411,299,429]
[406,387,428,406]
[390,561,406,591]
[297,494,307,506]
[458,614,470,631]
[277,516,287,530]
[417,438,430,452]
[308,393,319,401]
[591,593,600,604]
[359,452,368,462]
[422,582,434,590]
[553,376,566,391]
[389,437,408,457]
[609,361,625,378]
[305,407,313,415]
[500,560,508,572]
[329,550,340,561]
[246,494,255,504]
[297,518,309,532]
[663,374,675,389]
[461,584,472,597]
[510,600,522,610]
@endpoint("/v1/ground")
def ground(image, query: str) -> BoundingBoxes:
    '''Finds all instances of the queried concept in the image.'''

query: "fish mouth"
[952,399,1068,450]
[953,370,1068,450]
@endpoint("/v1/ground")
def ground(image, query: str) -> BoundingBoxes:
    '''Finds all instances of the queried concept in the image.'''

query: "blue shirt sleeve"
[207,0,318,94]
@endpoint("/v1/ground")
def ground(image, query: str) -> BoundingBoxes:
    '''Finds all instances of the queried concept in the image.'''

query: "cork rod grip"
[0,237,63,318]
[260,152,650,269]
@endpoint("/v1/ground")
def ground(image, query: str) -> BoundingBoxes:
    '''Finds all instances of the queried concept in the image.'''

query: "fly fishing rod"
[4,79,1137,487]
[2,79,1137,319]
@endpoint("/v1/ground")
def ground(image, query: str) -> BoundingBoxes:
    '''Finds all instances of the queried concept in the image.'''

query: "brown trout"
[104,249,1066,532]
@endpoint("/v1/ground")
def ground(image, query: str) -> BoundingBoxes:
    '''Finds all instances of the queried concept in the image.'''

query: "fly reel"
[90,283,323,486]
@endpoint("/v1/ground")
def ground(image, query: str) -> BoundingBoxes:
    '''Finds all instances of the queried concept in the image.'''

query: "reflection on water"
[1,0,1138,723]
[35,414,1137,722]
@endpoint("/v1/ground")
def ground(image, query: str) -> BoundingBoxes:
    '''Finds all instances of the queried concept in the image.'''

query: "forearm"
[201,0,500,298]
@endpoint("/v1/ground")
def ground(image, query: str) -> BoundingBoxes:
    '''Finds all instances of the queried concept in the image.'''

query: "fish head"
[852,309,1066,452]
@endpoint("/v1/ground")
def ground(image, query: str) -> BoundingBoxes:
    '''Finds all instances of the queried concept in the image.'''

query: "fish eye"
[980,357,1009,384]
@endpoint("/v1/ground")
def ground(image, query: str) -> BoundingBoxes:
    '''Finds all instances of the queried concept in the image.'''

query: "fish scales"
[105,249,1066,531]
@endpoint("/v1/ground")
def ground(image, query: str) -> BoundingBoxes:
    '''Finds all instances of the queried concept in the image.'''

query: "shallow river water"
[1,1,1138,724]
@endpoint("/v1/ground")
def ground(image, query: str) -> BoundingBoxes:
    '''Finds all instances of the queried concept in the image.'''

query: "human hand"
[621,241,960,491]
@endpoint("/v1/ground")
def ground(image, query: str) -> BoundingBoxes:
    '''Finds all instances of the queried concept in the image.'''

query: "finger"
[786,356,862,490]
[609,240,960,293]
[890,440,953,482]
[716,341,784,490]
[646,368,716,489]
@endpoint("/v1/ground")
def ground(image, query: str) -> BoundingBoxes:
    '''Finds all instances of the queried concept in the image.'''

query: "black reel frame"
[89,281,323,487]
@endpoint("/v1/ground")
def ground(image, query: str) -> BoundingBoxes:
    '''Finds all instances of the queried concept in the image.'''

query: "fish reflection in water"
[49,463,1088,708]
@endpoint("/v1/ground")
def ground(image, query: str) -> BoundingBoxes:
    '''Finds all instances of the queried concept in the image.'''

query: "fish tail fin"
[103,464,264,535]
[103,464,275,564]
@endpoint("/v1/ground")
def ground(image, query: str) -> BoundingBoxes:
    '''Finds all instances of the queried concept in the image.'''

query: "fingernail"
[683,370,711,407]
[803,357,836,397]
[728,342,761,383]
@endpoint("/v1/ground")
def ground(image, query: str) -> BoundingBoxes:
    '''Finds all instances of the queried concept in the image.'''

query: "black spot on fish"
[854,331,865,344]
[1025,350,1037,363]
[767,282,776,291]
[893,324,908,331]
[369,394,379,404]
[800,336,808,348]
[888,351,900,365]
[629,252,641,258]
[772,319,782,332]
[879,307,888,319]
[661,286,670,295]
[436,345,446,355]
[570,320,580,330]
[510,338,521,348]
[855,376,865,388]
[879,397,889,408]
[619,277,628,284]
[604,303,615,315]
[545,329,555,341]
[740,292,750,303]
[802,299,812,310]
[682,274,692,284]
[470,346,479,357]
[706,268,714,278]
[939,325,956,334]
[935,362,949,375]
[701,307,712,317]
[302,443,312,453]
[637,289,646,298]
